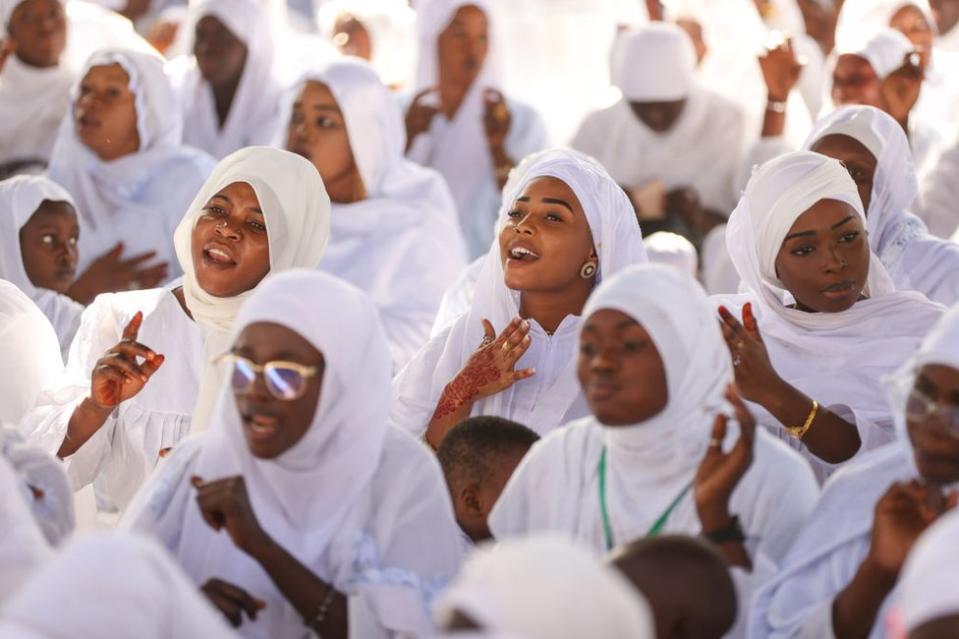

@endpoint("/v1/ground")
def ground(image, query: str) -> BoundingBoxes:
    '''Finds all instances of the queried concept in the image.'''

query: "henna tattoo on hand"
[432,349,502,421]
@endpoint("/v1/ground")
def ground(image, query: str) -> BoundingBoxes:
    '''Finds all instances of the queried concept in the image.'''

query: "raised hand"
[758,34,805,102]
[191,475,272,558]
[201,577,266,628]
[694,385,757,531]
[867,480,954,577]
[483,88,512,152]
[67,242,170,304]
[718,303,780,406]
[90,311,164,409]
[404,87,440,151]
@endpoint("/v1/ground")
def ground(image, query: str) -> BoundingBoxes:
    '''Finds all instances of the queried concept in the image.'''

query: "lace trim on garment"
[878,216,926,274]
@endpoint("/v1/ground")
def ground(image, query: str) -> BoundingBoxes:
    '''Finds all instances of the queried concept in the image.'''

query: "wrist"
[698,506,734,533]
[754,375,789,411]
[862,551,901,589]
[246,530,278,563]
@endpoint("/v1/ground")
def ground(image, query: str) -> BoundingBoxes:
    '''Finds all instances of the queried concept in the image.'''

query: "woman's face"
[577,309,668,426]
[74,63,140,162]
[907,364,959,485]
[332,14,372,60]
[891,4,934,68]
[436,4,488,90]
[231,321,325,459]
[832,55,882,108]
[19,200,79,293]
[7,0,66,68]
[499,176,596,293]
[193,15,247,89]
[191,181,271,297]
[811,134,878,214]
[774,199,870,313]
[285,81,358,203]
[628,100,687,133]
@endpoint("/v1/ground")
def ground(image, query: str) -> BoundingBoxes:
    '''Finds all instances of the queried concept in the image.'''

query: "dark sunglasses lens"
[265,366,305,400]
[230,358,256,393]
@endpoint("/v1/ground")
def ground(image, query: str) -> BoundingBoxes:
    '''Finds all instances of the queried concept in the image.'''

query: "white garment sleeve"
[916,139,959,238]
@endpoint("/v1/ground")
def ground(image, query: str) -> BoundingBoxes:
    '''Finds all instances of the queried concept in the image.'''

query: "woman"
[404,0,547,258]
[718,151,943,482]
[124,270,464,638]
[173,0,282,159]
[0,175,83,353]
[281,58,466,369]
[748,303,959,639]
[391,149,647,445]
[489,265,819,637]
[21,146,330,512]
[805,104,959,305]
[49,48,216,300]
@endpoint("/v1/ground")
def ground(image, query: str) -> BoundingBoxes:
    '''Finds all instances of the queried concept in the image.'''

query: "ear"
[459,483,483,516]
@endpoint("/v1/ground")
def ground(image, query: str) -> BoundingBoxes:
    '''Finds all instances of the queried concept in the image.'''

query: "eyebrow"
[294,101,340,113]
[211,193,263,215]
[514,196,574,213]
[783,215,855,241]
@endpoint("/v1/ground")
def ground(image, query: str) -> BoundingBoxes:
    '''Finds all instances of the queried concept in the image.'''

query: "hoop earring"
[580,261,597,279]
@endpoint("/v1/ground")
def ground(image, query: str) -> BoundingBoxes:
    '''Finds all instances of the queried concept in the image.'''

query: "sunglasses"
[906,388,959,438]
[215,353,319,401]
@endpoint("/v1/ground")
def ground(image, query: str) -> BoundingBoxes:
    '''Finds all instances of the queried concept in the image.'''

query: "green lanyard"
[597,446,694,552]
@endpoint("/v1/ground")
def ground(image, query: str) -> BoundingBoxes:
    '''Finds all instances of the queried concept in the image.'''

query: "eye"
[290,111,304,125]
[203,205,228,216]
[544,212,562,222]
[579,342,597,357]
[506,209,523,219]
[839,231,861,243]
[107,88,121,98]
[78,83,92,96]
[790,245,814,257]
[315,117,337,128]
[246,218,266,232]
[40,234,55,245]
[68,236,78,246]
[623,340,647,353]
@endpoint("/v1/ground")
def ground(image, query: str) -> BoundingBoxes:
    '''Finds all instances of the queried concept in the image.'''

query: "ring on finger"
[733,354,742,367]
[480,335,493,348]
[733,339,745,350]
[501,341,512,352]
[710,437,722,448]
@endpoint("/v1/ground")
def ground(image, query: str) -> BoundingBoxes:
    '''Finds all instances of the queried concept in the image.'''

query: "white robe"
[48,49,216,276]
[917,136,959,238]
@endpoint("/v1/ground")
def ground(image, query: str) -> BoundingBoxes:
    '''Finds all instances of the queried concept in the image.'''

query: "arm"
[757,37,803,139]
[718,304,860,464]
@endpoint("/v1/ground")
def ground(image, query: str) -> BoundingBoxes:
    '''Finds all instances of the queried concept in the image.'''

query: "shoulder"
[694,88,743,126]
[519,418,601,475]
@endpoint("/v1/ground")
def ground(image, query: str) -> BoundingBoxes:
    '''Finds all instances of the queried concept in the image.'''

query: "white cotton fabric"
[837,27,916,80]
[571,25,744,217]
[433,535,655,639]
[0,453,51,606]
[0,532,240,639]
[123,270,464,639]
[748,302,959,639]
[613,23,695,102]
[20,147,330,511]
[721,150,944,480]
[643,231,698,279]
[49,48,216,276]
[0,280,63,428]
[279,59,466,370]
[174,146,331,433]
[406,0,548,258]
[489,263,818,566]
[918,136,959,238]
[316,0,416,89]
[173,0,283,159]
[805,105,959,305]
[0,55,73,168]
[835,0,938,53]
[899,509,959,633]
[0,176,84,352]
[391,149,649,437]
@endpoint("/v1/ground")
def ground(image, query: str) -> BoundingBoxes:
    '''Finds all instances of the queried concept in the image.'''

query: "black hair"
[436,416,540,489]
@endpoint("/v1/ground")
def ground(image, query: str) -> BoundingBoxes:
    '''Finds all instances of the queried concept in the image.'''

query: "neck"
[326,168,364,204]
[212,77,242,128]
[438,78,470,119]
[518,283,593,334]
[16,52,59,70]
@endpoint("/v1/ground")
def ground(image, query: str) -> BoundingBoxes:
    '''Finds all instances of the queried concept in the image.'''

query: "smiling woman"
[716,150,943,481]
[391,148,647,446]
[21,147,331,513]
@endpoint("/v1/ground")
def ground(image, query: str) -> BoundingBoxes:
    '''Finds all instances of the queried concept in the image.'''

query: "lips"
[55,266,76,280]
[289,145,311,161]
[820,280,857,301]
[505,240,540,265]
[242,412,281,442]
[76,113,101,132]
[201,242,237,269]
[586,380,620,403]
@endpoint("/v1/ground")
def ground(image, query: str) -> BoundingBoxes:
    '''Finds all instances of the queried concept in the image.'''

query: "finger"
[211,580,261,617]
[119,251,160,269]
[207,589,244,627]
[504,320,531,348]
[506,333,533,363]
[112,340,159,362]
[480,318,496,343]
[718,306,745,332]
[709,412,728,450]
[411,86,437,105]
[91,365,127,404]
[137,262,170,278]
[121,311,144,341]
[195,494,226,531]
[106,242,125,259]
[139,353,165,379]
[496,317,523,341]
[742,303,763,342]
[511,367,536,382]
[98,353,147,383]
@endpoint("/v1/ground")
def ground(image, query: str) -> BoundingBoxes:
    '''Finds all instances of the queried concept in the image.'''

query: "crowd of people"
[1,0,959,637]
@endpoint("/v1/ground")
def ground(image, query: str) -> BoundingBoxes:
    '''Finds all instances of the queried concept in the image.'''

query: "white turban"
[614,22,696,102]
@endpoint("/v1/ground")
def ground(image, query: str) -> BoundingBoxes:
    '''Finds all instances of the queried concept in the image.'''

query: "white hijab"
[48,48,215,272]
[0,280,63,429]
[723,150,943,456]
[0,176,83,347]
[899,509,959,634]
[835,27,917,81]
[433,535,655,639]
[173,146,331,432]
[0,532,240,639]
[391,148,648,435]
[835,0,938,53]
[175,0,282,159]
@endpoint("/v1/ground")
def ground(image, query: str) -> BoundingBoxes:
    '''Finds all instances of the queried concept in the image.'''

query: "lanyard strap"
[597,446,694,552]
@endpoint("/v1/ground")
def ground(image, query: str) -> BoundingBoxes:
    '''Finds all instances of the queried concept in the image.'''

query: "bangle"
[703,515,745,544]
[766,99,787,113]
[786,399,818,440]
[306,584,338,631]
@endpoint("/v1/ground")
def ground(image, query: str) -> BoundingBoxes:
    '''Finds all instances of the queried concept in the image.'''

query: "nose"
[822,244,847,273]
[590,346,619,375]
[214,219,241,241]
[512,214,535,235]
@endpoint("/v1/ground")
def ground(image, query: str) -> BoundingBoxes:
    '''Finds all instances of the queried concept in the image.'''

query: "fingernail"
[718,305,728,315]
[522,320,530,329]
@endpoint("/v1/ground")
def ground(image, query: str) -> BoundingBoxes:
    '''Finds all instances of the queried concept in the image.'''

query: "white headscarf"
[0,453,51,607]
[836,27,917,80]
[835,0,938,53]
[643,231,698,279]
[278,58,466,366]
[613,22,696,102]
[173,146,331,432]
[0,280,63,429]
[391,149,648,435]
[175,0,282,159]
[0,532,240,639]
[899,508,959,634]
[48,48,216,272]
[0,176,83,347]
[433,535,655,639]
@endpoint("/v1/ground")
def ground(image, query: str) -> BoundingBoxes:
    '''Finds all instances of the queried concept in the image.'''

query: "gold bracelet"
[786,399,818,439]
